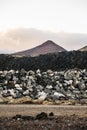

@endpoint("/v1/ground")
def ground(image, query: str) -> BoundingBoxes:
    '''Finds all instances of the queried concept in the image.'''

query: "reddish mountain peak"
[12,40,67,57]
[42,40,55,44]
[41,40,57,46]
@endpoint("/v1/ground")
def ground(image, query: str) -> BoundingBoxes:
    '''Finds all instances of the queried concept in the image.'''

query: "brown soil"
[0,105,87,130]
[0,105,87,117]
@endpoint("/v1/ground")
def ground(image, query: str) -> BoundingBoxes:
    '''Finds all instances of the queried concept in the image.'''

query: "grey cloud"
[0,28,87,53]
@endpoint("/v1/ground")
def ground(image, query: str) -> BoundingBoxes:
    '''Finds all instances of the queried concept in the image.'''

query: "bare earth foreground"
[0,105,87,130]
[0,105,87,117]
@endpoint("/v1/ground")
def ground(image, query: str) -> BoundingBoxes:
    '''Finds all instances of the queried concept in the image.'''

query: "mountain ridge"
[79,46,87,51]
[12,40,67,57]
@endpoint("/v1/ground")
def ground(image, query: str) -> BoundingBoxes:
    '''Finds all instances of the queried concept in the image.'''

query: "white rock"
[23,90,29,95]
[4,80,8,84]
[3,71,8,75]
[54,71,58,75]
[64,80,73,85]
[8,89,16,97]
[8,70,15,74]
[54,92,65,97]
[36,69,41,74]
[0,71,3,74]
[15,84,20,88]
[16,87,22,91]
[46,85,53,89]
[13,76,18,82]
[16,70,19,74]
[28,70,35,76]
[38,91,47,100]
[3,90,8,94]
[56,81,60,84]
[27,80,32,86]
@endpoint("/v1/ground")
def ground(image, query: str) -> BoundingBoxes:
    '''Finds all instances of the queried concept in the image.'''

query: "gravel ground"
[0,105,87,130]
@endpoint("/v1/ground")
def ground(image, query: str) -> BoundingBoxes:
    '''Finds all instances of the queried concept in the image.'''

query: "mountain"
[79,46,87,51]
[12,40,66,57]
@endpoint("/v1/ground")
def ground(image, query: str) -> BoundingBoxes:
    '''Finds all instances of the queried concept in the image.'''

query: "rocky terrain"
[0,105,87,130]
[0,69,87,104]
[0,51,87,71]
[0,112,87,130]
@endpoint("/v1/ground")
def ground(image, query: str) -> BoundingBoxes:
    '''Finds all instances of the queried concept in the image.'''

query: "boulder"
[0,69,87,104]
[36,112,48,120]
[37,91,47,100]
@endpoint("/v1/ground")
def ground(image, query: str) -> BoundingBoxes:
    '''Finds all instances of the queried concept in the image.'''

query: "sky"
[0,0,87,53]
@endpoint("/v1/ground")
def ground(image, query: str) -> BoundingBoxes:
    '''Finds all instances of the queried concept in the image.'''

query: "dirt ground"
[0,105,87,130]
[0,105,87,117]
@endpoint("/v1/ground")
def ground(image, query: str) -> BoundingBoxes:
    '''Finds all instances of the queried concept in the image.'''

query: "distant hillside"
[12,40,66,57]
[79,46,87,51]
[0,51,87,71]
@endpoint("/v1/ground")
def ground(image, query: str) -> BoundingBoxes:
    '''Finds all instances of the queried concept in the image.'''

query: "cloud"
[0,28,87,53]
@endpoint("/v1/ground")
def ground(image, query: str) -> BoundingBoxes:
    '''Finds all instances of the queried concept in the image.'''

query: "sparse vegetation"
[0,51,87,71]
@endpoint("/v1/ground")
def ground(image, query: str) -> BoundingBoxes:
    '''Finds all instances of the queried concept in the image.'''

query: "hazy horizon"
[0,28,87,54]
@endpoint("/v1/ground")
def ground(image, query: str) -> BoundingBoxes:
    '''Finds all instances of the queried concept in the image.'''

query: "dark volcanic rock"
[49,112,54,116]
[0,51,87,71]
[0,113,87,130]
[36,112,48,120]
[13,114,22,120]
[13,114,34,120]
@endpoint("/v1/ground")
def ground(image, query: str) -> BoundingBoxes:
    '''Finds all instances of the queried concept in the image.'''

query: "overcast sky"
[0,0,87,53]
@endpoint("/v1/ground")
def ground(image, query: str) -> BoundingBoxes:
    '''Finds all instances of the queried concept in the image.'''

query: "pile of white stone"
[0,69,87,102]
